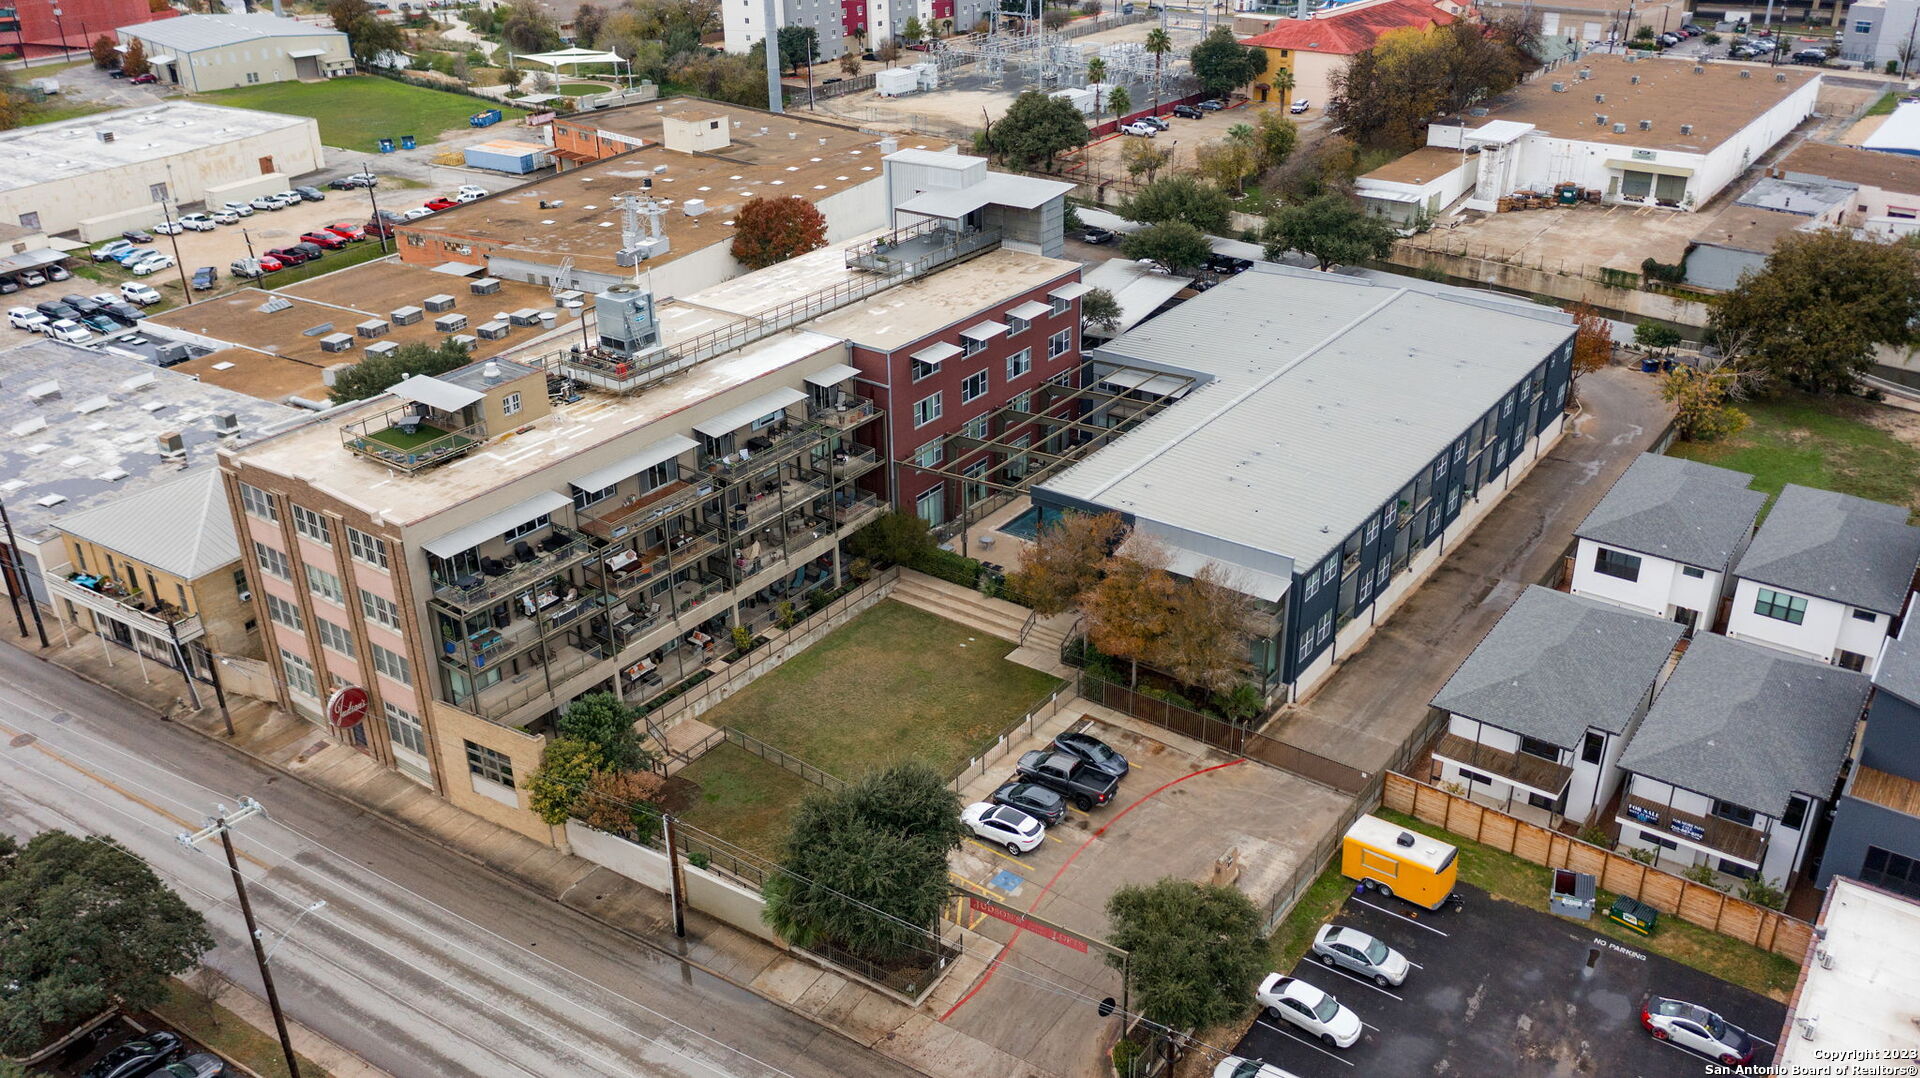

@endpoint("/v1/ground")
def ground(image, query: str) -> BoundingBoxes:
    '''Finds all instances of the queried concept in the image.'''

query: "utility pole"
[663,813,687,937]
[0,498,49,649]
[0,529,27,638]
[365,161,390,254]
[178,799,302,1078]
[203,643,235,736]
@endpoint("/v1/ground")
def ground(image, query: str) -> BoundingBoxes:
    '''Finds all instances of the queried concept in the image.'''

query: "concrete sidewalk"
[10,630,1048,1078]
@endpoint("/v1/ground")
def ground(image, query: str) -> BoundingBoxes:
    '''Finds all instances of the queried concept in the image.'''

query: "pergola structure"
[897,359,1198,556]
[509,46,633,84]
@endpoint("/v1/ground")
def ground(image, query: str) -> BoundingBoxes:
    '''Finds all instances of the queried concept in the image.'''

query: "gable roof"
[118,12,342,51]
[53,470,239,581]
[1433,586,1683,747]
[1575,453,1766,571]
[1875,621,1920,707]
[1734,484,1920,615]
[1240,0,1457,55]
[1620,633,1871,815]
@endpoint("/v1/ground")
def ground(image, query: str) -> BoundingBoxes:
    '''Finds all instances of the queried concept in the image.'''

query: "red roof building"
[1237,0,1464,109]
[2,0,176,59]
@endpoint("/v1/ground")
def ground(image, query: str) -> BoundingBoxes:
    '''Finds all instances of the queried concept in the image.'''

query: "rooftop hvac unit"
[1741,69,1753,78]
[1694,64,1705,74]
[434,313,468,332]
[476,320,509,340]
[507,308,543,327]
[1579,67,1592,79]
[390,305,424,326]
[1776,72,1788,81]
[1595,92,1605,102]
[356,318,389,339]
[423,293,456,312]
[157,431,184,457]
[1639,119,1652,130]
[449,334,479,348]
[320,333,354,353]
[1551,81,1567,92]
[1680,123,1694,135]
[365,341,399,359]
[1630,74,1640,84]
[683,198,708,216]
[1596,114,1609,125]
[98,130,115,142]
[471,277,502,295]
[1613,123,1627,133]
[212,412,240,435]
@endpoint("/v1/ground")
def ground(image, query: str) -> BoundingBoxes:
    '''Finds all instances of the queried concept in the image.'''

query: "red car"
[264,247,309,266]
[256,254,286,272]
[299,231,345,250]
[365,219,396,238]
[130,72,158,84]
[324,222,365,241]
[423,197,459,211]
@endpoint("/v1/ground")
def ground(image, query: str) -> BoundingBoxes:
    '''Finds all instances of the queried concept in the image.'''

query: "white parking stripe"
[1748,1033,1777,1047]
[1405,960,1425,970]
[1351,897,1451,936]
[1315,964,1403,1000]
[1253,1019,1356,1068]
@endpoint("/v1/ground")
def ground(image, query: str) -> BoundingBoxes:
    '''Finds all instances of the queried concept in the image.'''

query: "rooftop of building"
[1037,265,1574,570]
[0,339,297,547]
[1878,617,1920,707]
[1687,204,1820,253]
[0,102,315,194]
[1779,879,1920,1071]
[1863,101,1920,155]
[1359,145,1472,187]
[54,468,238,580]
[1075,259,1192,339]
[798,247,1079,349]
[172,347,328,403]
[1433,585,1684,745]
[557,96,863,146]
[1462,55,1819,156]
[1739,172,1856,216]
[1782,139,1920,191]
[116,11,343,49]
[1575,453,1767,571]
[1735,484,1920,615]
[1621,633,1871,815]
[1240,0,1458,54]
[399,100,952,278]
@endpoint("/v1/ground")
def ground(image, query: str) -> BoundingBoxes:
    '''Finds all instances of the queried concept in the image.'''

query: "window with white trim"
[502,514,550,542]
[1048,328,1072,359]
[1006,348,1031,380]
[385,700,427,756]
[913,392,943,428]
[1008,314,1030,335]
[371,642,411,685]
[1010,390,1032,413]
[315,617,356,658]
[642,459,678,491]
[254,542,290,581]
[502,392,522,417]
[291,504,331,546]
[910,358,938,382]
[572,484,615,511]
[359,588,400,630]
[265,593,302,631]
[280,649,318,699]
[1050,295,1071,316]
[239,482,278,522]
[961,370,989,404]
[913,439,943,468]
[306,564,344,605]
[962,336,987,358]
[347,526,388,569]
[963,415,989,440]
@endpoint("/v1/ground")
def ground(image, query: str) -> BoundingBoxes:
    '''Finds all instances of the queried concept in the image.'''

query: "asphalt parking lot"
[1229,885,1786,1077]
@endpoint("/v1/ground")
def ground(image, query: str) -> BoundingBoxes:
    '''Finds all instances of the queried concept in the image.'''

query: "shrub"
[730,624,755,654]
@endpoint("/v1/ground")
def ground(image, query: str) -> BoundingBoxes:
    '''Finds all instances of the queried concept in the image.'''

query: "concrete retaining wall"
[1383,244,1711,328]
[563,819,782,944]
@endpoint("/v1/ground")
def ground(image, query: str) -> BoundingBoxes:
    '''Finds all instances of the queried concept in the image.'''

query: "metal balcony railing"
[429,523,601,611]
[50,574,205,643]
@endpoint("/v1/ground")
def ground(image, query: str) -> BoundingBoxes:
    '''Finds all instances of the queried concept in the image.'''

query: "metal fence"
[725,726,847,792]
[946,680,1076,794]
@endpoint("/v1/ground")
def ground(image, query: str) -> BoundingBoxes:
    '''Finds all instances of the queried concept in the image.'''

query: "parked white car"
[221,200,256,218]
[1121,121,1158,137]
[269,191,302,208]
[249,195,280,211]
[961,802,1045,855]
[210,209,240,225]
[42,318,93,344]
[92,239,134,262]
[401,206,435,220]
[454,184,489,202]
[1289,98,1311,114]
[152,220,184,235]
[128,253,174,276]
[8,307,48,331]
[1255,974,1363,1048]
[178,212,217,231]
[1212,1059,1300,1078]
[119,282,163,305]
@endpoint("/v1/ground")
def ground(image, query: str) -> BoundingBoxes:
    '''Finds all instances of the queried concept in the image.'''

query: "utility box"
[390,305,424,326]
[423,293,457,312]
[434,313,468,332]
[470,277,501,295]
[477,320,509,340]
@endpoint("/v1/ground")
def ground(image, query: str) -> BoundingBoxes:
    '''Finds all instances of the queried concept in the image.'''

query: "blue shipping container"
[463,145,542,174]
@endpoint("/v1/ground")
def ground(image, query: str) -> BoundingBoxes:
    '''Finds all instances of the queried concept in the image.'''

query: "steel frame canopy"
[510,46,634,83]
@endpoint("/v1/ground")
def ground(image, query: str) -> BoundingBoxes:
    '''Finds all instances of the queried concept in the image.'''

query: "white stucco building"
[1434,55,1821,213]
[115,13,353,94]
[1570,453,1765,635]
[1726,484,1920,674]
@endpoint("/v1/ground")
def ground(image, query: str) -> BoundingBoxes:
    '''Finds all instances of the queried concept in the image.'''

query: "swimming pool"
[999,505,1063,540]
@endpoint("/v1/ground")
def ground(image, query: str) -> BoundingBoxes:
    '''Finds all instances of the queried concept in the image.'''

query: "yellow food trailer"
[1341,815,1461,910]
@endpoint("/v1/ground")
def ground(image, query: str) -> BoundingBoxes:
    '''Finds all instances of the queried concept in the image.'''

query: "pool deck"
[946,498,1036,569]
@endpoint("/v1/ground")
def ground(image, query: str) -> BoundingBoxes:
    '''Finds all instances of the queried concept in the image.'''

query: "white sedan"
[1255,973,1363,1048]
[1213,1059,1299,1078]
[962,802,1044,855]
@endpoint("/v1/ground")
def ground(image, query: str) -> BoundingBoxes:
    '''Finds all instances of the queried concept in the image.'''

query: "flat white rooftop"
[1779,878,1920,1067]
[0,102,314,193]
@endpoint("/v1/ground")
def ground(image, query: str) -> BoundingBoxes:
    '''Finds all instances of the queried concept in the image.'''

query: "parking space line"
[1315,964,1403,1000]
[964,839,1035,866]
[1405,960,1425,970]
[1749,1033,1777,1047]
[1351,897,1451,936]
[1252,1019,1356,1068]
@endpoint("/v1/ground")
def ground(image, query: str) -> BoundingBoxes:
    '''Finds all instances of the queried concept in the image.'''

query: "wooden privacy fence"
[1384,773,1815,960]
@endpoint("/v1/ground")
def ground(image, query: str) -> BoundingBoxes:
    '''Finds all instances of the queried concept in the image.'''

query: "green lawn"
[153,979,331,1078]
[557,81,611,94]
[1868,90,1902,116]
[1666,392,1920,522]
[676,743,819,860]
[369,422,460,451]
[195,77,525,150]
[19,100,113,126]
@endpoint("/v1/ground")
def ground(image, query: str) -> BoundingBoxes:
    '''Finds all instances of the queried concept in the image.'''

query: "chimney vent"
[1680,123,1694,135]
[1638,119,1652,130]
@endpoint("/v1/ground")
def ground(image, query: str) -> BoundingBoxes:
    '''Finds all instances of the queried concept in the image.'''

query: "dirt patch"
[1857,396,1920,449]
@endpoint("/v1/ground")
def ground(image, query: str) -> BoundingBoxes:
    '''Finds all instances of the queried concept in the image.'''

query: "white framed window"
[1006,348,1031,380]
[1048,328,1072,359]
[913,392,943,428]
[502,392,523,417]
[1050,295,1071,316]
[913,439,943,468]
[1302,570,1319,602]
[910,358,938,382]
[254,541,290,581]
[963,415,989,440]
[1010,389,1032,413]
[265,593,303,631]
[961,370,989,404]
[346,526,388,569]
[385,701,427,756]
[291,504,331,546]
[642,459,678,491]
[359,588,400,630]
[371,642,411,685]
[1316,611,1333,643]
[315,617,356,659]
[239,482,278,522]
[280,649,318,699]
[1298,636,1312,663]
[962,336,987,358]
[503,514,551,542]
[572,484,615,511]
[1364,518,1380,545]
[1008,314,1030,335]
[306,564,344,605]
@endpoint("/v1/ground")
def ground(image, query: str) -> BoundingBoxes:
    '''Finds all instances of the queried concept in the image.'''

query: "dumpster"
[400,134,417,150]
[1607,895,1658,936]
[470,108,503,127]
[1550,869,1596,919]
[378,137,395,153]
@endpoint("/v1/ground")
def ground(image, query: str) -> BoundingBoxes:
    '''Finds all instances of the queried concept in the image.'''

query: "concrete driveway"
[1263,364,1671,773]
[940,712,1352,1078]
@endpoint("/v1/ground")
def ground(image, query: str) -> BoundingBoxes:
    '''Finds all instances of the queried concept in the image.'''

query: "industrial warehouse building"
[0,102,325,240]
[114,12,353,93]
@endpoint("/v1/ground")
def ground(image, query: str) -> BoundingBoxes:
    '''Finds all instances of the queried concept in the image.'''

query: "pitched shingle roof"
[1575,453,1765,572]
[1240,0,1457,55]
[1432,586,1683,747]
[53,470,238,581]
[1620,634,1871,816]
[1734,484,1920,615]
[1875,623,1920,706]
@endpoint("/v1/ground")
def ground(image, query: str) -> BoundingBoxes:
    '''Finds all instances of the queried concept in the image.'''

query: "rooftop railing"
[341,404,487,473]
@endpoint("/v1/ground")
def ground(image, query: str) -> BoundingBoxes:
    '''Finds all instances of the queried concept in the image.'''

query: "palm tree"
[1086,56,1108,118]
[1143,27,1172,112]
[1272,66,1295,106]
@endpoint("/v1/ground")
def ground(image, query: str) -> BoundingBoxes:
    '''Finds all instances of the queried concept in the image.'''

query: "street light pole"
[179,800,302,1078]
[0,498,49,649]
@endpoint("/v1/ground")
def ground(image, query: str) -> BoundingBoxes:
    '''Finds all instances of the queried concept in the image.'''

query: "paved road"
[0,645,922,1078]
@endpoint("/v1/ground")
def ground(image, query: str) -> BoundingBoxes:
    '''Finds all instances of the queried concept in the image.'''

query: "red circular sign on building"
[325,685,370,729]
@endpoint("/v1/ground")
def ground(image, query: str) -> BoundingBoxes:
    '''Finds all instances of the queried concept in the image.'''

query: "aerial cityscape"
[4,0,1920,1074]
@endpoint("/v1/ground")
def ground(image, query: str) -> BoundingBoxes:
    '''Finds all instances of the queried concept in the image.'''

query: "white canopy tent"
[509,46,632,85]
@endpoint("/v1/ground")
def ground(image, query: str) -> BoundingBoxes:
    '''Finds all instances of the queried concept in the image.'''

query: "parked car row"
[229,222,369,278]
[0,261,71,294]
[10,286,154,341]
[961,731,1130,855]
[91,239,178,277]
[81,1029,231,1078]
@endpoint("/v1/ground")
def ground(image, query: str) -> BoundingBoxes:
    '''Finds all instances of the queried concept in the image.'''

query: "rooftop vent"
[1595,92,1605,102]
[1776,72,1788,82]
[97,130,115,143]
[1579,67,1592,78]
[1551,81,1567,92]
[1694,64,1705,74]
[482,361,503,383]
[1740,69,1752,78]
[1613,122,1627,133]
[26,380,59,402]
[212,411,239,434]
[1596,113,1609,125]
[1680,123,1694,135]
[157,431,184,457]
[1638,119,1652,130]
[1630,74,1640,84]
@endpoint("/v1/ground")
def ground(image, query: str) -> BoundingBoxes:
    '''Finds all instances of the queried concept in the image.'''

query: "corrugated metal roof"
[1039,268,1573,568]
[54,469,238,580]
[119,13,344,51]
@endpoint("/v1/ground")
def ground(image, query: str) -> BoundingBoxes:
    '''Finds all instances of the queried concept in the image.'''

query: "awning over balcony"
[911,341,961,365]
[390,374,484,412]
[803,363,860,388]
[693,387,808,439]
[569,434,697,494]
[1431,732,1573,801]
[423,490,572,559]
[1007,300,1052,321]
[960,321,1009,342]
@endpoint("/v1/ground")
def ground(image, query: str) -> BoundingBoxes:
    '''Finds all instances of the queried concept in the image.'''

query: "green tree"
[1329,21,1529,150]
[1081,286,1122,335]
[1661,366,1750,443]
[1143,27,1173,110]
[901,14,926,41]
[327,0,406,65]
[983,90,1090,170]
[1711,229,1920,395]
[1196,134,1256,197]
[0,832,214,1055]
[90,34,117,68]
[1189,25,1267,96]
[1632,320,1682,356]
[1120,175,1233,233]
[1106,879,1268,1033]
[1121,136,1172,182]
[1268,65,1295,105]
[761,763,966,961]
[573,2,607,45]
[1106,84,1131,120]
[846,510,936,565]
[501,0,564,51]
[527,738,605,826]
[731,195,829,269]
[1086,56,1108,117]
[1263,194,1396,270]
[1121,220,1214,272]
[557,692,655,773]
[777,25,820,74]
[328,339,474,403]
[1250,108,1298,172]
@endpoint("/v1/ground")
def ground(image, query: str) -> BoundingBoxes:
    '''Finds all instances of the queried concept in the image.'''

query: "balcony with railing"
[430,523,601,612]
[341,402,487,473]
[51,573,205,644]
[577,480,709,542]
[1618,793,1768,867]
[827,444,881,482]
[455,642,609,725]
[812,398,881,432]
[833,492,885,528]
[844,222,1003,275]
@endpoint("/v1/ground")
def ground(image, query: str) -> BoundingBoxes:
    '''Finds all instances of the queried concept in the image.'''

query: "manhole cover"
[9,733,37,748]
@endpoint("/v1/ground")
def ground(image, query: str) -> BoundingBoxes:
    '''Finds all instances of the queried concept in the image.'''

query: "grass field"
[558,81,611,94]
[196,76,525,150]
[1666,392,1920,521]
[677,600,1063,852]
[19,100,113,126]
[1868,90,1902,116]
[153,979,331,1078]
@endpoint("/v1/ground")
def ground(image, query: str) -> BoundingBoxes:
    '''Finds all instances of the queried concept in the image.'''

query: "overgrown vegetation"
[328,338,472,404]
[730,195,828,269]
[1329,17,1542,150]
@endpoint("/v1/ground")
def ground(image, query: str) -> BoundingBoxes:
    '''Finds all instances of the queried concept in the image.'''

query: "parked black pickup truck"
[1014,750,1118,811]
